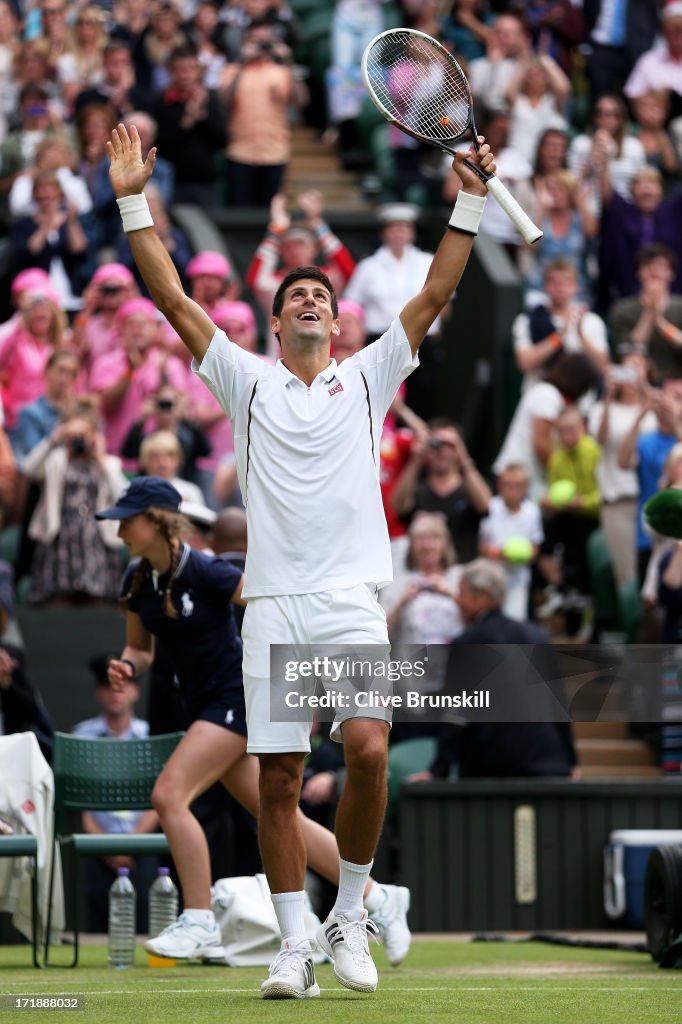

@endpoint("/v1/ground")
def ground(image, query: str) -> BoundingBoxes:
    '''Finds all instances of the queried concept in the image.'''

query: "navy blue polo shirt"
[123,545,243,719]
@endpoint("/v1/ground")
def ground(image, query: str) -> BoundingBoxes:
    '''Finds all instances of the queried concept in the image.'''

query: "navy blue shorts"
[184,680,248,738]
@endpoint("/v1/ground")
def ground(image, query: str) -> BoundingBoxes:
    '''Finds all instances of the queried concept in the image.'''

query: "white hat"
[663,1,682,17]
[180,501,217,528]
[377,203,419,225]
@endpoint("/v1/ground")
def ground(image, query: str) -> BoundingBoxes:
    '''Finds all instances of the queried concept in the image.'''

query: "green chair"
[0,524,20,566]
[618,577,642,644]
[387,737,437,813]
[0,833,41,967]
[44,731,183,967]
[587,529,619,625]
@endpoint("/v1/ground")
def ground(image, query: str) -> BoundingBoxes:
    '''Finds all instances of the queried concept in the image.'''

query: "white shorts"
[241,583,390,754]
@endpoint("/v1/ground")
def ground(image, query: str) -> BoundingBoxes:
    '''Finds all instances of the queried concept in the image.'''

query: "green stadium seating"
[618,576,642,644]
[44,731,183,967]
[587,529,619,625]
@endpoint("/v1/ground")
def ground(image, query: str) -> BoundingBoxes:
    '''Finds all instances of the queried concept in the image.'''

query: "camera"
[428,438,444,450]
[611,365,638,384]
[69,436,89,457]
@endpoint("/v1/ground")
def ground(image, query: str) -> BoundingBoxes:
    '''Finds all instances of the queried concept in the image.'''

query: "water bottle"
[108,867,136,969]
[148,867,179,939]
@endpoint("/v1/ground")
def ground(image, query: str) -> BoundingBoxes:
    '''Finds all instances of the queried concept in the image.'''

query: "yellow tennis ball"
[548,479,576,507]
[502,536,533,564]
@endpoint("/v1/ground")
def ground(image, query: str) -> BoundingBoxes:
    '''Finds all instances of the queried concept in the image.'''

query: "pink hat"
[212,300,256,331]
[11,267,50,300]
[116,297,158,323]
[337,298,365,323]
[186,250,231,280]
[92,263,135,286]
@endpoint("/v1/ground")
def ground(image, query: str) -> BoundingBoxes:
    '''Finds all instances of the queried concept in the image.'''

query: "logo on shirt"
[180,592,194,617]
[225,709,234,726]
[328,381,344,397]
[21,800,35,815]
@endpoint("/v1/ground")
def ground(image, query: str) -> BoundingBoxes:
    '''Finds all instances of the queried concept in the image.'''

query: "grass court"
[1,937,680,1024]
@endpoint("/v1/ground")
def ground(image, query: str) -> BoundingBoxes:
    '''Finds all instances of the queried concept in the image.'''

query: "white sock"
[182,908,215,929]
[363,880,385,914]
[333,857,373,918]
[271,890,308,942]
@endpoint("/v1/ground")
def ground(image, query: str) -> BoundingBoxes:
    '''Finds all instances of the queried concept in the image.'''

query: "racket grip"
[485,176,543,245]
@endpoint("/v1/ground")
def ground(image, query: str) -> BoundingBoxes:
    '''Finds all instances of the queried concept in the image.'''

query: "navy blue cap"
[95,477,182,520]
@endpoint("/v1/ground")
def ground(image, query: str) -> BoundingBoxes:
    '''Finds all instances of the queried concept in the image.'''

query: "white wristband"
[448,191,487,236]
[117,193,154,233]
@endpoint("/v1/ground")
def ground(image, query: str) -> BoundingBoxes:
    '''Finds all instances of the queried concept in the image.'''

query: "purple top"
[597,190,682,314]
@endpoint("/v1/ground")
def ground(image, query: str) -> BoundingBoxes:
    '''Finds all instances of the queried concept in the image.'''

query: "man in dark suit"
[409,559,578,781]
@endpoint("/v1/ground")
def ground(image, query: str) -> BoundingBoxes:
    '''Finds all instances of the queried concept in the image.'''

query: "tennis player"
[97,475,411,969]
[107,123,494,999]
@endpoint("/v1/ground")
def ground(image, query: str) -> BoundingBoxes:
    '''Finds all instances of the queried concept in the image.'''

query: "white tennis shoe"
[316,909,380,992]
[144,913,225,962]
[368,884,411,966]
[260,939,320,999]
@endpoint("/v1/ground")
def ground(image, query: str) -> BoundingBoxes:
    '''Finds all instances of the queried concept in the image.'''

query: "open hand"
[107,123,156,199]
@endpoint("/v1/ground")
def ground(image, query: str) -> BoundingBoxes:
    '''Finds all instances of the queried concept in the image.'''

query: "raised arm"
[400,140,494,355]
[107,123,215,364]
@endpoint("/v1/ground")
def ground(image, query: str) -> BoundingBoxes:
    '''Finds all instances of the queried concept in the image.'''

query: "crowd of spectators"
[2,0,682,793]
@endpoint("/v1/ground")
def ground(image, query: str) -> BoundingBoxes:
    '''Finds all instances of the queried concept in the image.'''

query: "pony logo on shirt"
[180,592,194,617]
[225,709,234,726]
[328,381,344,397]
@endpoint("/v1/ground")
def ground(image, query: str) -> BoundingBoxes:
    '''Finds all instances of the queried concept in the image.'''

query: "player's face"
[272,279,339,346]
[117,513,160,556]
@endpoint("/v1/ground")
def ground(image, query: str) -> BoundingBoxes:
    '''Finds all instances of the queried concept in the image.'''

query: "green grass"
[1,940,681,1024]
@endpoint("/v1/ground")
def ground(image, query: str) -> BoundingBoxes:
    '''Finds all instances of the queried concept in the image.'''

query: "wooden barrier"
[400,779,682,930]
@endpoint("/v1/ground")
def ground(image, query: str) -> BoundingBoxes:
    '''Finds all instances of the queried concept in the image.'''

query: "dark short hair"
[544,351,599,402]
[103,39,131,58]
[427,416,460,432]
[20,83,48,105]
[170,43,198,63]
[46,347,79,372]
[272,266,338,319]
[636,243,678,273]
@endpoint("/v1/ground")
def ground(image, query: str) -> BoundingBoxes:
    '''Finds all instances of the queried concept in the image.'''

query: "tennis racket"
[361,28,543,244]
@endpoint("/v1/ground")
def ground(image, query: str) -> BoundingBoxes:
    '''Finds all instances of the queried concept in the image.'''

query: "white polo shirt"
[343,245,439,337]
[193,318,418,598]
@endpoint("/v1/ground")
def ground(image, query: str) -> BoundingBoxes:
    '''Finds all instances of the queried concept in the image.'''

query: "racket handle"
[485,176,543,245]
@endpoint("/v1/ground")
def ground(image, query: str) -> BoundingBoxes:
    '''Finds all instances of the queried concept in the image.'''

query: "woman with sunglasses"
[96,476,411,968]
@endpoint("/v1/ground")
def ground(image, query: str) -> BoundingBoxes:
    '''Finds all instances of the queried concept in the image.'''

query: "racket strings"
[365,33,470,141]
